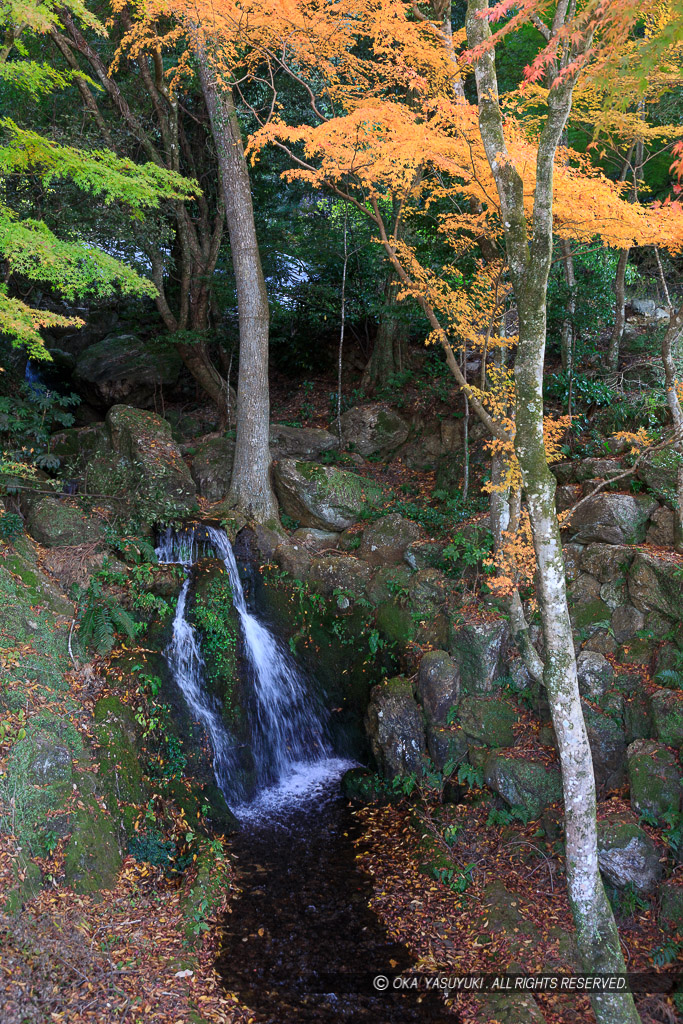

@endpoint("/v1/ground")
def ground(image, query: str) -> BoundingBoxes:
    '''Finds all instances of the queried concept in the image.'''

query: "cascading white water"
[157,524,346,817]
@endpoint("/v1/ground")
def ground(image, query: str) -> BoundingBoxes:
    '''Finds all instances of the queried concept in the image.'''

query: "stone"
[597,820,662,892]
[190,437,235,503]
[404,539,447,571]
[339,403,409,456]
[456,697,519,748]
[600,580,628,610]
[358,513,421,565]
[631,297,656,316]
[574,458,623,483]
[568,572,601,605]
[484,754,562,818]
[576,652,614,700]
[63,797,122,893]
[583,631,618,657]
[636,448,681,508]
[562,543,583,582]
[29,736,72,785]
[448,620,510,693]
[416,650,461,727]
[582,702,627,792]
[427,725,469,771]
[269,424,338,460]
[290,528,339,552]
[365,677,427,778]
[308,555,372,600]
[273,459,384,531]
[659,879,683,928]
[579,543,635,583]
[650,688,683,747]
[628,551,682,620]
[646,506,675,548]
[74,333,182,408]
[273,542,313,581]
[27,497,106,548]
[627,740,681,821]
[556,484,582,513]
[366,565,413,606]
[564,493,658,545]
[611,605,645,644]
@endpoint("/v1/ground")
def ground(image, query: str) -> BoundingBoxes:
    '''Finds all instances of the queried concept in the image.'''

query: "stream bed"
[217,764,453,1023]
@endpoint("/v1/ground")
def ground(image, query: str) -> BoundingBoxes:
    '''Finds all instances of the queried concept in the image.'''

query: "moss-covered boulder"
[308,554,372,601]
[290,527,339,552]
[427,725,469,771]
[627,740,681,821]
[636,448,682,508]
[597,819,662,892]
[576,651,614,700]
[646,507,675,548]
[365,677,427,778]
[273,459,384,531]
[27,496,106,548]
[628,551,683,620]
[650,688,683,747]
[565,493,658,545]
[93,696,148,823]
[358,513,421,565]
[190,436,235,503]
[270,423,338,459]
[448,619,509,693]
[485,754,562,818]
[404,539,447,571]
[74,333,182,408]
[456,696,518,748]
[63,796,122,892]
[582,702,627,792]
[416,650,460,727]
[0,546,73,615]
[659,879,683,928]
[339,403,409,456]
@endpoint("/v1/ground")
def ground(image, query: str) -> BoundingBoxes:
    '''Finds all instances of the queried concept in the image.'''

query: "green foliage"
[486,805,532,827]
[75,576,138,655]
[457,763,485,790]
[442,529,494,576]
[545,371,615,412]
[192,575,239,697]
[128,829,176,869]
[0,510,23,540]
[605,881,649,919]
[651,938,683,967]
[430,861,475,895]
[0,381,80,481]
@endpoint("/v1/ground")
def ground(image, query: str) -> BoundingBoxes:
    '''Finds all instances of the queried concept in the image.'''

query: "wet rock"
[576,652,614,700]
[269,424,338,460]
[456,697,518,748]
[564,493,658,545]
[190,437,235,503]
[74,333,181,408]
[627,740,681,821]
[340,403,409,457]
[628,551,682,620]
[358,513,421,565]
[27,497,106,547]
[273,459,383,531]
[646,507,675,548]
[579,543,635,583]
[448,619,510,693]
[597,819,662,892]
[650,688,683,747]
[485,754,562,818]
[365,677,427,778]
[416,650,461,727]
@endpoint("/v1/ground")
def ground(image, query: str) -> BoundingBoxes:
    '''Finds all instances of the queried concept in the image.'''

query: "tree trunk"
[608,248,629,372]
[194,38,277,522]
[660,302,683,552]
[466,5,640,1022]
[559,238,575,377]
[361,275,408,389]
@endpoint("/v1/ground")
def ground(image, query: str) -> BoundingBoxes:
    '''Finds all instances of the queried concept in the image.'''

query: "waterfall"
[157,524,344,816]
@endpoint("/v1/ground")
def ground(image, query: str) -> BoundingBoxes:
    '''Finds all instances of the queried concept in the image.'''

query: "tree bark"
[608,248,629,373]
[361,274,408,389]
[466,5,640,1022]
[194,37,278,522]
[659,302,683,552]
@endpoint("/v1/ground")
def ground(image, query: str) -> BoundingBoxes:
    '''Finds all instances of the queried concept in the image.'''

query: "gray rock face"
[611,604,645,644]
[574,458,623,483]
[359,513,421,565]
[646,506,675,548]
[576,652,614,700]
[565,493,658,545]
[190,437,235,502]
[30,738,72,784]
[416,650,461,727]
[74,333,181,408]
[448,620,510,693]
[308,555,372,599]
[582,702,627,792]
[631,298,656,317]
[273,459,383,531]
[650,688,683,747]
[365,677,427,778]
[27,497,106,548]
[628,551,682,619]
[597,820,662,892]
[579,543,635,583]
[340,403,409,456]
[627,739,681,821]
[269,424,338,460]
[485,754,562,818]
[290,527,339,552]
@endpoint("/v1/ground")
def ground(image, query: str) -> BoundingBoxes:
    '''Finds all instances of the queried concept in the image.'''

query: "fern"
[76,578,138,655]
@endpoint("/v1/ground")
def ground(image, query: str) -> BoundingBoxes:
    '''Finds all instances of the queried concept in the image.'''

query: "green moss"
[63,796,122,893]
[374,600,416,646]
[456,697,518,748]
[572,598,611,629]
[191,571,240,713]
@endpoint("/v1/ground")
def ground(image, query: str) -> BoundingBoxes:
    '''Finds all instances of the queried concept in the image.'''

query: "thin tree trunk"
[337,208,348,443]
[608,248,629,372]
[467,5,640,1022]
[559,238,575,386]
[659,302,683,552]
[193,37,277,522]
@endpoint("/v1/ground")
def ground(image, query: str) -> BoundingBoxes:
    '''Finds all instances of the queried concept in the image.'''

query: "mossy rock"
[448,620,509,693]
[659,879,683,928]
[455,696,518,748]
[426,725,469,771]
[628,551,683,621]
[597,819,662,892]
[365,676,427,778]
[339,403,409,457]
[627,740,681,821]
[273,458,384,531]
[1,549,73,615]
[374,599,416,647]
[485,754,562,818]
[3,859,42,914]
[570,597,611,631]
[63,796,122,892]
[93,709,148,820]
[27,496,106,548]
[650,688,683,747]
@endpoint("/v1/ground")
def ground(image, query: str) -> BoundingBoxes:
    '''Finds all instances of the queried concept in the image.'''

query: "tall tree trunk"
[193,38,277,522]
[608,248,629,372]
[559,238,575,377]
[660,302,683,552]
[466,5,640,1022]
[362,274,408,389]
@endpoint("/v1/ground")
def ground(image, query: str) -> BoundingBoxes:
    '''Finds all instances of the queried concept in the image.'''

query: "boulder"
[574,458,623,483]
[358,513,421,565]
[190,437,235,503]
[269,424,338,460]
[631,297,656,316]
[562,543,583,582]
[597,820,662,892]
[27,497,106,548]
[290,527,339,552]
[456,697,519,747]
[340,403,409,456]
[63,796,122,893]
[448,620,510,693]
[485,754,562,818]
[582,702,627,791]
[273,459,383,531]
[659,879,683,929]
[600,580,628,611]
[628,551,682,620]
[568,572,601,605]
[627,740,681,821]
[29,735,72,785]
[308,555,372,600]
[404,539,447,571]
[646,506,675,548]
[556,484,582,513]
[611,605,645,644]
[576,652,614,700]
[427,725,469,771]
[273,541,313,581]
[416,650,461,727]
[74,333,181,408]
[365,677,427,778]
[650,688,683,747]
[564,493,658,545]
[636,448,680,508]
[579,543,635,583]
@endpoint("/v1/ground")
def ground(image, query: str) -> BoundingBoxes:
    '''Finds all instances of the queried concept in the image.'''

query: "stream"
[157,525,452,1023]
